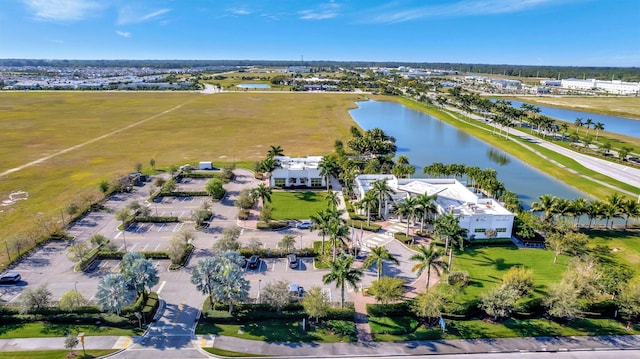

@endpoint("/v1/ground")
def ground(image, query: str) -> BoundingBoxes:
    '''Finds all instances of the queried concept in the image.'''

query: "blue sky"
[1,0,638,66]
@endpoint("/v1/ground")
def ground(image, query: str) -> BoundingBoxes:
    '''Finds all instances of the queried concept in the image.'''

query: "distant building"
[270,156,325,188]
[287,66,311,73]
[561,78,640,95]
[354,175,515,240]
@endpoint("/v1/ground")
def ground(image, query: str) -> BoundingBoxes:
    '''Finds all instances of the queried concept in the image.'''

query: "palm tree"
[318,156,339,191]
[371,179,394,219]
[323,254,363,308]
[410,243,447,292]
[622,199,640,230]
[325,191,340,209]
[328,217,350,261]
[415,193,438,231]
[560,123,569,139]
[267,145,284,158]
[95,273,136,316]
[530,194,558,222]
[115,208,130,251]
[570,198,588,228]
[357,191,377,226]
[251,184,272,206]
[363,246,400,280]
[604,193,625,228]
[585,200,605,229]
[574,118,583,134]
[499,190,523,214]
[594,122,605,141]
[584,118,594,136]
[395,196,418,236]
[310,209,333,255]
[434,214,467,270]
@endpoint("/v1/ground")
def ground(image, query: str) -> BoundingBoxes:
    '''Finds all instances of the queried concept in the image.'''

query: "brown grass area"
[0,92,365,267]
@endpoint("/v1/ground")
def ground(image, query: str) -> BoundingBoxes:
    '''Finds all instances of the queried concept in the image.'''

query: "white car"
[295,220,312,229]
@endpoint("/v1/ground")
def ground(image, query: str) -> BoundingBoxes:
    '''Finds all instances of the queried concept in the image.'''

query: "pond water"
[348,100,586,209]
[505,99,640,138]
[237,83,271,89]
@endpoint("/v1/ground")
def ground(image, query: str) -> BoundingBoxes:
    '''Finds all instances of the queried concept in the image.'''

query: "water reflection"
[487,148,511,166]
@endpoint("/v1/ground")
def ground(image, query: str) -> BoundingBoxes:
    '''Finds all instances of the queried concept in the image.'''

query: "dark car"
[248,255,260,269]
[288,254,298,269]
[0,272,21,284]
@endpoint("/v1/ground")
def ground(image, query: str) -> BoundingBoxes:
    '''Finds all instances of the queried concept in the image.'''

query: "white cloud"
[299,1,340,20]
[117,6,171,25]
[230,9,251,15]
[116,30,131,38]
[365,0,578,23]
[22,0,101,21]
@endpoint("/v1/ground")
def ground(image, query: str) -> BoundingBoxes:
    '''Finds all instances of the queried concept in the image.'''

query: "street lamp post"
[299,234,303,250]
[258,280,262,304]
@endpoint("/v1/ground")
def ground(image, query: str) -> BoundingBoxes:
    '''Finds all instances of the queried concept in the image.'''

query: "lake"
[348,100,586,209]
[237,83,271,89]
[505,99,640,138]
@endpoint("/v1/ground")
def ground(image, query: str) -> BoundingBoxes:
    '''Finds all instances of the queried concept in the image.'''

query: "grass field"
[0,350,117,359]
[0,92,363,268]
[374,318,640,341]
[270,191,330,220]
[196,320,353,343]
[0,322,142,339]
[451,245,569,301]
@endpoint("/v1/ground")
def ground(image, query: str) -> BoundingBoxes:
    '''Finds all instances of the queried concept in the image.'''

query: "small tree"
[213,227,241,252]
[246,238,263,250]
[369,277,405,304]
[59,289,87,312]
[67,242,91,263]
[618,279,640,321]
[545,280,581,319]
[234,189,255,210]
[19,284,52,314]
[90,234,114,250]
[447,271,470,289]
[206,178,226,200]
[260,204,273,223]
[261,280,291,311]
[64,333,79,352]
[302,286,329,323]
[134,163,143,173]
[501,266,534,297]
[192,202,212,228]
[278,234,296,253]
[479,286,519,321]
[412,290,447,326]
[173,228,197,246]
[98,180,110,194]
[150,158,156,171]
[95,273,136,316]
[166,237,187,265]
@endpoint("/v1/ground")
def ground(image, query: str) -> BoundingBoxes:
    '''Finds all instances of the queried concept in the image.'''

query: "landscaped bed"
[270,191,330,220]
[196,320,355,343]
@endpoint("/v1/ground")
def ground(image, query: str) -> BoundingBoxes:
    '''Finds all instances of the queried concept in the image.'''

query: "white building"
[269,156,325,188]
[354,175,515,240]
[561,78,640,95]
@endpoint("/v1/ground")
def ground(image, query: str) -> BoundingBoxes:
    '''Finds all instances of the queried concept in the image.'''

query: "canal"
[348,100,586,209]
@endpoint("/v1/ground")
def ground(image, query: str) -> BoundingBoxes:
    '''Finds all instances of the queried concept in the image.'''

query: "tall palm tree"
[318,156,340,191]
[499,190,523,214]
[395,196,419,236]
[325,191,340,209]
[594,122,605,141]
[622,199,640,230]
[574,118,583,134]
[560,123,569,139]
[416,193,438,231]
[570,198,588,228]
[434,214,467,270]
[530,194,558,222]
[363,246,400,280]
[585,200,605,229]
[604,193,625,228]
[323,254,363,308]
[328,218,350,261]
[371,179,394,219]
[410,243,448,292]
[357,191,378,226]
[266,145,284,158]
[251,183,272,206]
[584,118,594,136]
[310,209,333,254]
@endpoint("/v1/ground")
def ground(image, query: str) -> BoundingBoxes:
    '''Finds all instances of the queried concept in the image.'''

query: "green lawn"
[374,318,640,341]
[270,191,330,220]
[196,320,353,343]
[586,229,640,269]
[451,245,569,301]
[0,322,141,339]
[0,350,116,359]
[203,347,267,357]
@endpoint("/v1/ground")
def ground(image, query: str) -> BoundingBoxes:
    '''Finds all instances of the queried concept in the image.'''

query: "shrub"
[134,216,179,223]
[394,232,413,244]
[74,245,102,272]
[366,301,411,317]
[256,221,289,230]
[237,208,250,220]
[328,320,357,338]
[448,271,470,288]
[349,220,381,232]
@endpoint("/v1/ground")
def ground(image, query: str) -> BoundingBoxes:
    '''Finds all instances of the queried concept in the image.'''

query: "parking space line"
[154,243,162,251]
[156,281,167,294]
[129,244,137,252]
[118,244,126,251]
[115,231,122,239]
[141,244,149,251]
[9,293,21,303]
[157,223,166,232]
[180,211,186,218]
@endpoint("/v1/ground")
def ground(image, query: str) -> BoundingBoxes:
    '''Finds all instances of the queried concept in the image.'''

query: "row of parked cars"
[245,254,299,270]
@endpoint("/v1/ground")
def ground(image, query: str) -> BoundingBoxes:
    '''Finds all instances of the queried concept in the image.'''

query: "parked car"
[288,283,305,300]
[295,220,312,229]
[288,254,298,269]
[0,272,21,284]
[248,255,260,269]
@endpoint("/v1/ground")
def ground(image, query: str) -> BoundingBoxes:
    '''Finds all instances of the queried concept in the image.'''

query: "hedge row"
[200,301,355,324]
[394,232,413,245]
[135,215,179,223]
[74,245,103,272]
[168,243,195,270]
[237,247,317,258]
[348,220,381,233]
[162,191,209,197]
[180,172,218,178]
[256,221,289,230]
